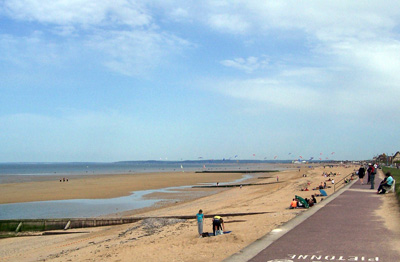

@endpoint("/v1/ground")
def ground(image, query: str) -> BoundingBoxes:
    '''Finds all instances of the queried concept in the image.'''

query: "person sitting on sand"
[212,216,225,236]
[297,199,304,208]
[377,172,394,194]
[311,195,317,204]
[290,198,297,209]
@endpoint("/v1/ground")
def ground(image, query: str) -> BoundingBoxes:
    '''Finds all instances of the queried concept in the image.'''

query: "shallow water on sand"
[0,174,254,219]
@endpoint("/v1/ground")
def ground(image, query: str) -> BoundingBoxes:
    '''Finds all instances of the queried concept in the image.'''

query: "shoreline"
[0,163,304,205]
[0,171,248,205]
[0,167,282,219]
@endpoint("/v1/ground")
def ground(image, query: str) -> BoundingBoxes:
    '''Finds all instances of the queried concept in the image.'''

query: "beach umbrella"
[319,189,328,196]
[295,195,309,208]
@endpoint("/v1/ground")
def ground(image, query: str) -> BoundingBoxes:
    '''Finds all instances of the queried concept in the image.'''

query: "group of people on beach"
[290,195,317,209]
[292,170,338,208]
[196,209,225,237]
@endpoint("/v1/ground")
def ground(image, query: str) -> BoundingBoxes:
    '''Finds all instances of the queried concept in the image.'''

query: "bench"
[384,179,395,193]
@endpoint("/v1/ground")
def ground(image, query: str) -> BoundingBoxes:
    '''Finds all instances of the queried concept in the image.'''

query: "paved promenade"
[225,178,400,262]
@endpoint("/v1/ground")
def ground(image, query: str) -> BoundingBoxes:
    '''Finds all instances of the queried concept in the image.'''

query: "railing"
[334,172,356,192]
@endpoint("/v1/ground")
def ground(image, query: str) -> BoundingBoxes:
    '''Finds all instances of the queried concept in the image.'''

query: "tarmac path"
[226,176,400,262]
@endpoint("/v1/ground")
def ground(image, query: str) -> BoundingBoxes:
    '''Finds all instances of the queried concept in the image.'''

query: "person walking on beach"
[196,209,204,237]
[358,165,366,184]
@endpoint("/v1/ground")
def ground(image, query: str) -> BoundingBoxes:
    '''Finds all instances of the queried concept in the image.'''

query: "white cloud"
[326,38,400,81]
[184,1,400,120]
[86,30,191,76]
[220,56,269,73]
[211,57,400,120]
[213,77,324,111]
[169,7,190,22]
[0,1,193,77]
[0,32,63,67]
[2,0,151,29]
[195,1,400,39]
[207,13,250,34]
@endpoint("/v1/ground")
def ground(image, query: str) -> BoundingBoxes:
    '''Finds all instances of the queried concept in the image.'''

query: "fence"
[334,172,356,192]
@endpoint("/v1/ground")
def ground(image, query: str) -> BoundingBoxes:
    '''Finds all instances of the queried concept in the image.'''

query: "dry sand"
[0,164,357,261]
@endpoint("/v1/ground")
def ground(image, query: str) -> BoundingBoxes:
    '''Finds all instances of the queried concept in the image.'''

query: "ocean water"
[0,161,281,219]
[0,160,282,175]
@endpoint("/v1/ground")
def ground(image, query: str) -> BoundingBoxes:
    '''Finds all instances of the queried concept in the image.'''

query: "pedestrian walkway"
[225,178,400,262]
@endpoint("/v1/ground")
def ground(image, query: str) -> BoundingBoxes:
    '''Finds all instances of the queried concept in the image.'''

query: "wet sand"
[0,171,246,204]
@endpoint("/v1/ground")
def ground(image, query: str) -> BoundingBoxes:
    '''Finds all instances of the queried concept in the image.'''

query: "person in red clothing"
[367,164,376,189]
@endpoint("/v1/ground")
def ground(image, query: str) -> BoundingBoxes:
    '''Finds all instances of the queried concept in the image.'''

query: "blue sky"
[1,1,400,162]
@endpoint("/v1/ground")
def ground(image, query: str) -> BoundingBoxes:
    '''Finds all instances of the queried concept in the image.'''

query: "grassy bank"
[382,167,400,201]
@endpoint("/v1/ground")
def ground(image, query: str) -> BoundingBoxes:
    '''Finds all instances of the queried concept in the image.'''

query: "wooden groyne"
[0,218,142,232]
[0,212,270,232]
[192,181,282,188]
[195,170,278,174]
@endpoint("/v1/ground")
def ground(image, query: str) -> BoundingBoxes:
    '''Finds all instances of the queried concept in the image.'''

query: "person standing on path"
[367,164,373,185]
[358,165,366,184]
[368,164,376,189]
[196,209,204,237]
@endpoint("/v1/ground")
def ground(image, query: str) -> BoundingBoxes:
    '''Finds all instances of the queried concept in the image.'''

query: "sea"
[0,160,286,219]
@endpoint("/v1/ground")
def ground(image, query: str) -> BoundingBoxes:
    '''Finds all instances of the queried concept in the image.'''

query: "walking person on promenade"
[358,165,366,184]
[196,209,204,237]
[367,163,373,185]
[367,164,376,189]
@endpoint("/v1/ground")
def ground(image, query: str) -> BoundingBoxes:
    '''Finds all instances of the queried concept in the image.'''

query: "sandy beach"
[0,164,356,261]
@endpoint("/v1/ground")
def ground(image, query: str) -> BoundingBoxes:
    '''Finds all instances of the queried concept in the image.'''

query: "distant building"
[393,151,400,164]
[376,154,388,163]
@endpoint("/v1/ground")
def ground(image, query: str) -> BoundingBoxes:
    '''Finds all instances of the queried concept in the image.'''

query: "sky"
[1,1,400,162]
